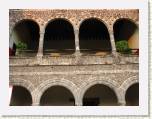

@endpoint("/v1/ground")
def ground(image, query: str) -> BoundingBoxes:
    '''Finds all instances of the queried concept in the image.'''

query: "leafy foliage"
[16,41,27,50]
[116,40,131,54]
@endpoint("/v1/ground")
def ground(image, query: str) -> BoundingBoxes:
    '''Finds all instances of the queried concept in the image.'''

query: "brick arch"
[113,18,138,29]
[11,18,40,34]
[117,75,138,105]
[78,78,120,105]
[36,79,79,105]
[120,75,138,93]
[10,19,40,50]
[78,17,110,33]
[10,78,34,93]
[9,78,34,103]
[44,18,75,31]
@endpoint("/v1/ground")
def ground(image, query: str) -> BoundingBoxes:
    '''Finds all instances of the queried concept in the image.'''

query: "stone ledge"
[9,55,138,66]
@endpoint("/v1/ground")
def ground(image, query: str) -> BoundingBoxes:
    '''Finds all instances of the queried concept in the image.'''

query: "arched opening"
[40,86,75,106]
[125,83,139,106]
[79,18,111,55]
[113,19,139,54]
[10,20,40,57]
[44,19,75,55]
[83,84,118,106]
[10,86,32,106]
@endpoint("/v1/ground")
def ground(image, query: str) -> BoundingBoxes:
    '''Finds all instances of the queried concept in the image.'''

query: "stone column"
[74,28,81,56]
[75,100,83,106]
[31,90,40,106]
[109,26,120,64]
[9,26,15,48]
[9,85,13,105]
[37,27,45,59]
[117,88,126,106]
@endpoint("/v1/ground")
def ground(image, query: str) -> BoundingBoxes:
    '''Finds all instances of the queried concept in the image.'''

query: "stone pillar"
[109,27,120,64]
[9,85,13,105]
[117,88,126,106]
[37,27,45,59]
[9,26,14,48]
[31,90,40,106]
[74,28,81,56]
[75,100,83,106]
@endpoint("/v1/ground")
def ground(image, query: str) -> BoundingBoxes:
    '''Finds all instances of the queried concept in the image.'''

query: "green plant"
[16,41,27,50]
[116,40,131,54]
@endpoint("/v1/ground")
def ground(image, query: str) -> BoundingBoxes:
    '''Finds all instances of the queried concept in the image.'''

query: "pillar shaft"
[37,30,45,58]
[74,28,81,56]
[109,33,117,55]
[109,30,120,64]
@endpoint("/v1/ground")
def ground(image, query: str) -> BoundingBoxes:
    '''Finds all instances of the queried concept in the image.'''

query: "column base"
[32,103,39,106]
[112,51,120,64]
[37,53,43,58]
[118,101,126,106]
[36,53,43,64]
[74,50,81,57]
[75,102,82,106]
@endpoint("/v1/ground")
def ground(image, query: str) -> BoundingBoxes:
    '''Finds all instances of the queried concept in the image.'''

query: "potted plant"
[16,41,27,55]
[116,40,131,54]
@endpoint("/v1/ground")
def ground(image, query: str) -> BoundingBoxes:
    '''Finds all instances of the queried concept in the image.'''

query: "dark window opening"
[83,98,100,106]
[40,86,75,106]
[113,19,139,54]
[10,86,32,106]
[44,19,75,55]
[79,18,111,55]
[83,84,118,106]
[125,83,139,106]
[12,20,40,56]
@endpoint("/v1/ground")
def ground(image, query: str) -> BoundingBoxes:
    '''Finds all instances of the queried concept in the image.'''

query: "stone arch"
[9,78,34,105]
[44,18,74,30]
[78,17,110,32]
[36,79,79,105]
[113,18,139,54]
[118,76,139,105]
[78,17,112,54]
[10,19,40,56]
[10,19,40,41]
[43,18,75,55]
[113,18,138,27]
[120,75,138,93]
[9,78,35,93]
[79,78,120,106]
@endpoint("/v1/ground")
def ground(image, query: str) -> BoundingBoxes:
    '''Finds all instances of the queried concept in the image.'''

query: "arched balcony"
[10,19,40,57]
[79,18,111,56]
[43,18,75,56]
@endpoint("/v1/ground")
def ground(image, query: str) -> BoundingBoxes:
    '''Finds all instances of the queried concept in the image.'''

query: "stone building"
[9,9,139,106]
